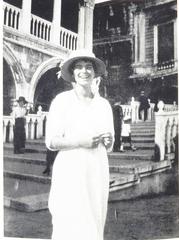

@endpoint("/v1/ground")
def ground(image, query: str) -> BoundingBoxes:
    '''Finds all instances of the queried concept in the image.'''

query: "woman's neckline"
[73,87,95,106]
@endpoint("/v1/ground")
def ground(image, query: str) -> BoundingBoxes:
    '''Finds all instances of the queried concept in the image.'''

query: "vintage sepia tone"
[2,0,178,239]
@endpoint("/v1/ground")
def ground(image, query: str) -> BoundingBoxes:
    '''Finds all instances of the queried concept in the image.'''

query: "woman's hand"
[100,132,113,149]
[78,135,101,148]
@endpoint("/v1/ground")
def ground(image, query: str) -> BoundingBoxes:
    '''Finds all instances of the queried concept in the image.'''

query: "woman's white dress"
[46,90,114,240]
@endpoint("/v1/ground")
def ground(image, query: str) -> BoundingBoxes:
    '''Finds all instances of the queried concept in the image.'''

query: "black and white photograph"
[1,0,179,239]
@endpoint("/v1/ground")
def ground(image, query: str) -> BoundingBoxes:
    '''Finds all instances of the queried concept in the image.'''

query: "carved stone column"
[78,0,95,50]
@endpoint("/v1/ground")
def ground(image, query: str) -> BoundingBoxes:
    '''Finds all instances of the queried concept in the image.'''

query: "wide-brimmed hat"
[61,49,106,82]
[16,96,28,104]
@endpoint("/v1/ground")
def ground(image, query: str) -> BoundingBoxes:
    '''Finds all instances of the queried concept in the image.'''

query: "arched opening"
[3,59,16,115]
[34,67,72,112]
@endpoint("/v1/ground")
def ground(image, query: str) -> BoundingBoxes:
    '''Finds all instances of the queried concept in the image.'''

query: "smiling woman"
[45,49,114,240]
[72,60,95,87]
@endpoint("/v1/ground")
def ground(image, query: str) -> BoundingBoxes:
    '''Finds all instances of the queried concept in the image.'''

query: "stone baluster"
[165,119,171,154]
[25,117,30,140]
[135,104,138,122]
[9,120,14,142]
[36,119,41,139]
[10,9,13,27]
[30,118,35,139]
[3,120,8,143]
[147,99,152,120]
[171,118,177,152]
[131,97,135,122]
[37,106,43,138]
[28,118,32,139]
[38,21,42,38]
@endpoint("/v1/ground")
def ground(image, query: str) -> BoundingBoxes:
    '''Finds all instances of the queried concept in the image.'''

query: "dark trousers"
[139,107,148,121]
[113,127,122,151]
[13,118,26,153]
[44,149,58,173]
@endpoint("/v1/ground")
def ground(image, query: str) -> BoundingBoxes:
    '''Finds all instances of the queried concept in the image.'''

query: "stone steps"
[4,175,50,199]
[4,156,173,212]
[131,120,155,126]
[130,121,155,150]
[4,160,50,183]
[3,120,158,211]
[4,142,47,154]
[109,150,154,163]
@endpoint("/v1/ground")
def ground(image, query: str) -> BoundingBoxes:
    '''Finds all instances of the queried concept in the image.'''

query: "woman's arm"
[49,134,101,151]
[46,95,101,151]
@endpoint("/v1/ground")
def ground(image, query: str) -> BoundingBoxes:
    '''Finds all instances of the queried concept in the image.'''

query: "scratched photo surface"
[2,0,179,240]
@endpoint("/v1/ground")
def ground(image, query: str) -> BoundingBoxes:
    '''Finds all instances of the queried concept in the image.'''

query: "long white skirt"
[49,145,109,240]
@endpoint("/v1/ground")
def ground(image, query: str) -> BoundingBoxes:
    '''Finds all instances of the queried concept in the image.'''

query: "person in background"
[12,96,28,154]
[154,98,159,112]
[112,101,123,152]
[120,116,137,152]
[45,49,114,240]
[42,149,58,176]
[138,91,150,121]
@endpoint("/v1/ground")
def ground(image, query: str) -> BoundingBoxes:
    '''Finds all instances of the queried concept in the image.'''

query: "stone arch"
[3,42,26,88]
[3,43,26,114]
[28,56,63,104]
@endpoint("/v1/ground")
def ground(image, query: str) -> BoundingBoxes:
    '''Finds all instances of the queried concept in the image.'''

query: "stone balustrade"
[3,2,21,30]
[31,14,51,41]
[155,105,178,161]
[59,27,78,50]
[3,2,78,51]
[121,99,177,123]
[3,107,48,143]
[3,101,178,150]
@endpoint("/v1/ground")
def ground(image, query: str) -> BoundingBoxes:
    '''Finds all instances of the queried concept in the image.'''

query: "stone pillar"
[139,12,145,62]
[20,0,32,34]
[51,0,62,44]
[134,11,146,63]
[133,13,138,63]
[153,25,158,64]
[174,19,177,61]
[78,0,95,50]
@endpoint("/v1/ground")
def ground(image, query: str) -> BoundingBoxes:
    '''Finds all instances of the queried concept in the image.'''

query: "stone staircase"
[4,120,173,211]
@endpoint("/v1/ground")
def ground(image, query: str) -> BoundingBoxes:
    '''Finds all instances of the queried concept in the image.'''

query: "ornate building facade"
[3,0,178,115]
[93,0,177,104]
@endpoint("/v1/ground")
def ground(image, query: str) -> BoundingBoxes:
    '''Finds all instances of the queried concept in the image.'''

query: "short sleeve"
[45,94,66,151]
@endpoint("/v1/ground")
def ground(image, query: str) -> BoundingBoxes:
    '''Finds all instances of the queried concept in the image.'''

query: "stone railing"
[3,107,48,143]
[59,27,78,50]
[155,101,178,161]
[121,98,177,123]
[3,101,178,144]
[3,2,21,30]
[3,2,78,51]
[31,14,52,41]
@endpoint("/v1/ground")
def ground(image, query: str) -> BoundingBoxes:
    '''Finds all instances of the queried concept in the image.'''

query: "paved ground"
[4,194,179,240]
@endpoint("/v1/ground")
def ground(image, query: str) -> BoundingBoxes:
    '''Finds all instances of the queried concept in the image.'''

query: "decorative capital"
[79,0,95,9]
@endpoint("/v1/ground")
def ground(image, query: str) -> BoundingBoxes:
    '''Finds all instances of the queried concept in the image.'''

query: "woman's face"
[72,60,95,87]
